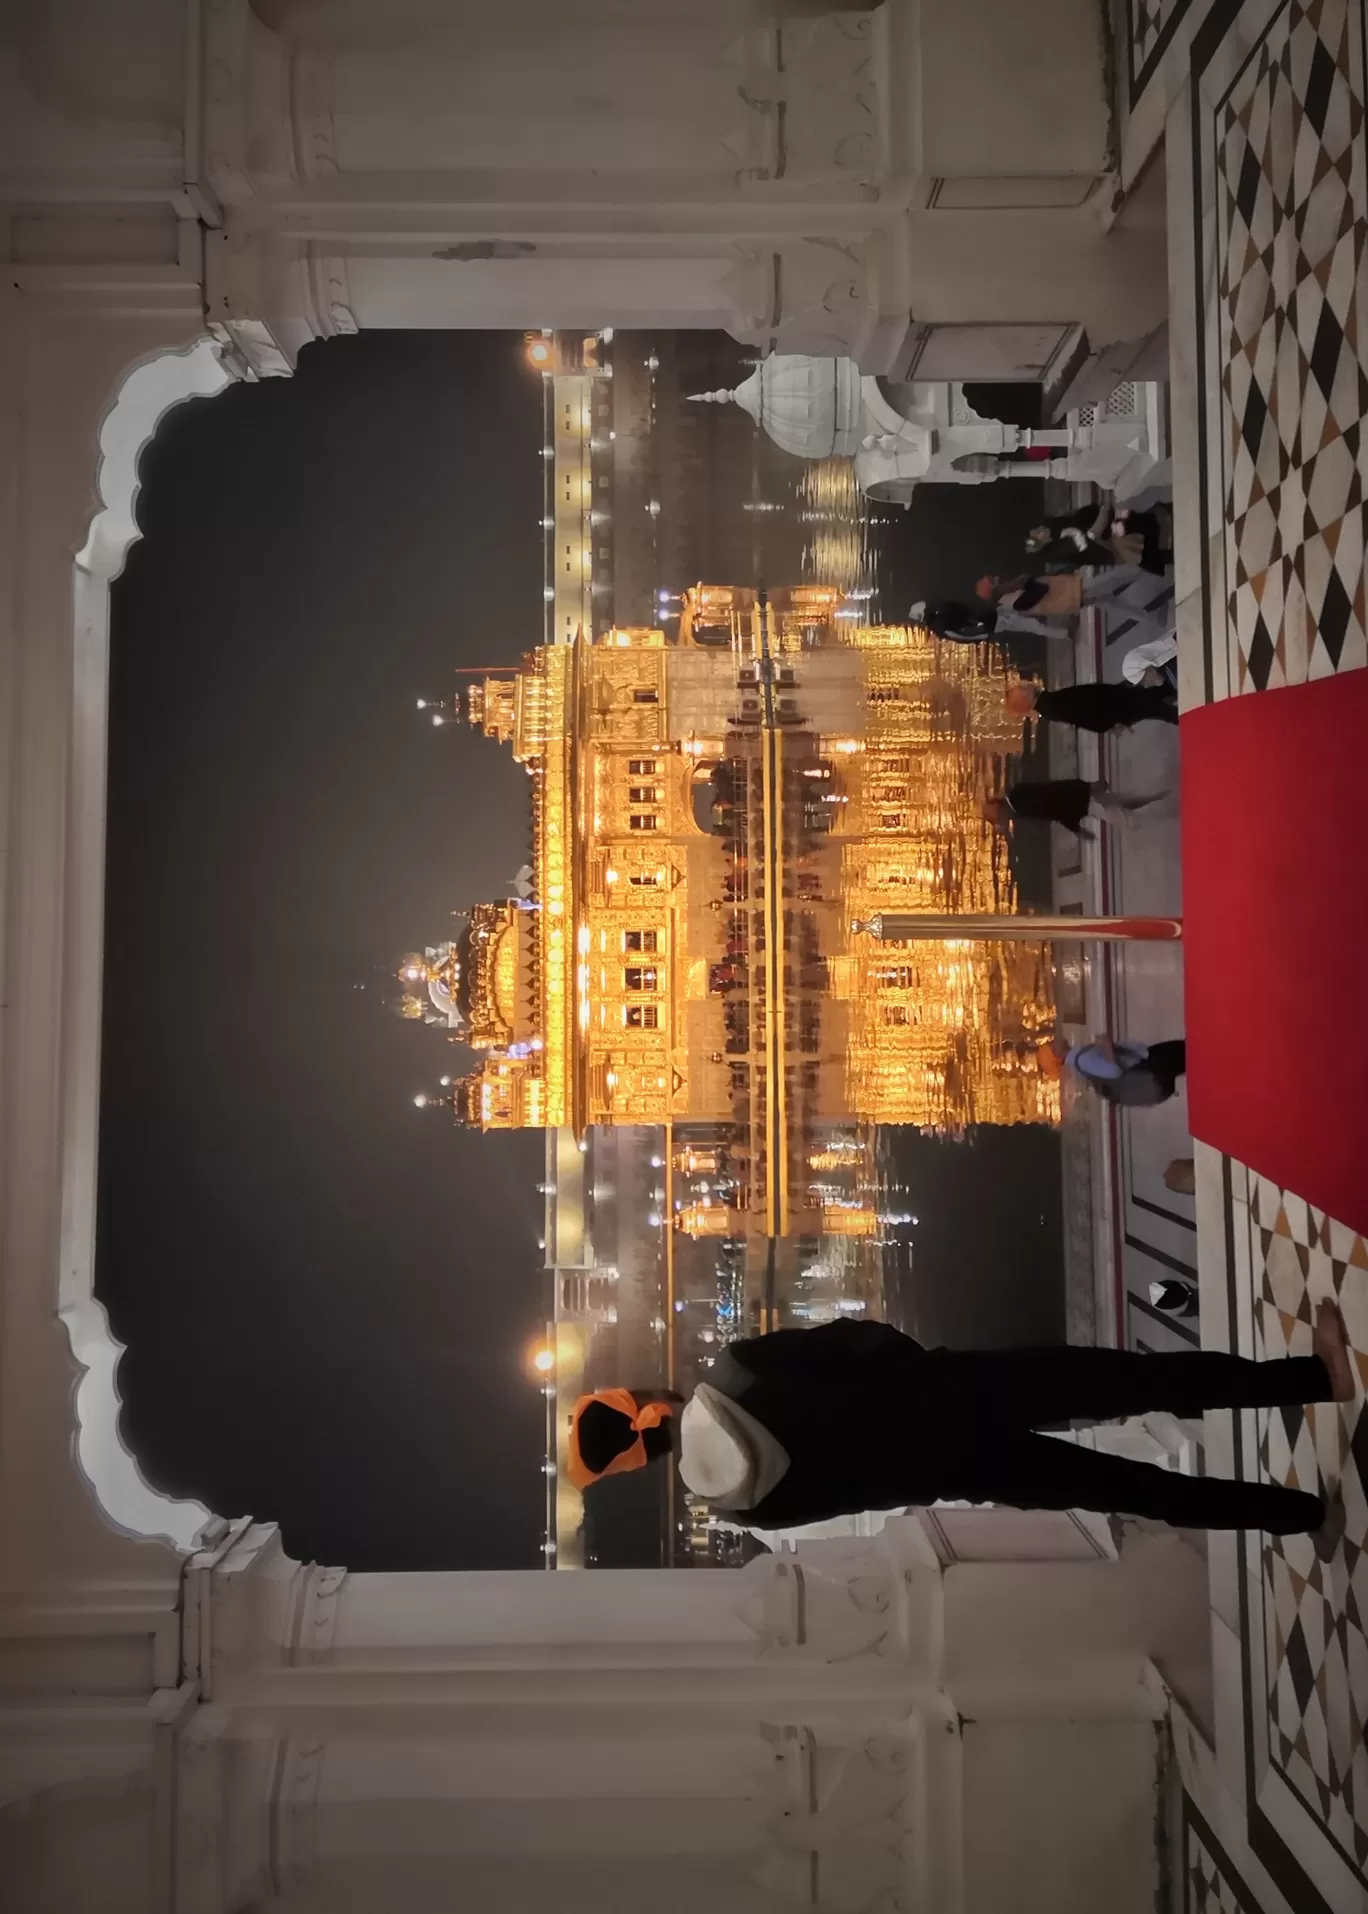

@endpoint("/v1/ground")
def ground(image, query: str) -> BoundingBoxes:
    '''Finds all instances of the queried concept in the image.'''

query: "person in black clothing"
[1007,677,1177,732]
[986,779,1094,833]
[917,598,998,642]
[913,597,1068,643]
[1025,503,1173,574]
[984,778,1166,837]
[573,1308,1354,1535]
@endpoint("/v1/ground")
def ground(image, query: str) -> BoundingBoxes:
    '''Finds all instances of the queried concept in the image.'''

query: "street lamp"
[853,912,1183,944]
[416,695,459,725]
[412,1087,458,1115]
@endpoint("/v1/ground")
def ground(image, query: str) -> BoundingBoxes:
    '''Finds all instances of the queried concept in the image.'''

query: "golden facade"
[424,586,1056,1250]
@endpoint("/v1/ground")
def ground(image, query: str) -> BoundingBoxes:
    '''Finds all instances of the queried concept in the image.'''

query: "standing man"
[570,1309,1354,1537]
[984,778,1166,837]
[1006,676,1177,733]
[570,1316,1362,1538]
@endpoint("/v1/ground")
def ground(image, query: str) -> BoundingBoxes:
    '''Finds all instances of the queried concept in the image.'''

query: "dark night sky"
[100,332,551,1570]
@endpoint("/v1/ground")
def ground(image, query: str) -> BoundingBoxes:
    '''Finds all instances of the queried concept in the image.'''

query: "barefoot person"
[569,1309,1354,1536]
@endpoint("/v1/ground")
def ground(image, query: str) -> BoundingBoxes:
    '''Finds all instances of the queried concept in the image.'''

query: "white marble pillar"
[170,1516,1203,1914]
[0,65,245,1897]
[198,0,920,374]
[4,0,1166,387]
[174,1522,951,1910]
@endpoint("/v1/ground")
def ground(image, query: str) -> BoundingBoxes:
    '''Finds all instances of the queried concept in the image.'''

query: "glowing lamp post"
[853,913,1183,943]
[412,1086,461,1115]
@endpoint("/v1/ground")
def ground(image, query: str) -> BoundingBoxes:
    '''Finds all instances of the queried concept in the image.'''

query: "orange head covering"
[1036,1039,1066,1080]
[567,1388,675,1492]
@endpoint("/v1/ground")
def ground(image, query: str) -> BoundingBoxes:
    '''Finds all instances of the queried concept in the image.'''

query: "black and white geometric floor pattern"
[1215,0,1368,693]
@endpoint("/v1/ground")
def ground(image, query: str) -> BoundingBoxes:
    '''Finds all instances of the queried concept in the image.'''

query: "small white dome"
[691,354,865,460]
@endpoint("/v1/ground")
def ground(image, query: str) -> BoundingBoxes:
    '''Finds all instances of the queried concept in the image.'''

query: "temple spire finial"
[687,389,735,404]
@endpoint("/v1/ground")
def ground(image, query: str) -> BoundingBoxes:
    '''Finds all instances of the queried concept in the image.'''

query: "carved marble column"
[195,0,917,372]
[175,1526,947,1913]
[732,1515,1196,1913]
[0,66,244,1886]
[169,1520,1194,1913]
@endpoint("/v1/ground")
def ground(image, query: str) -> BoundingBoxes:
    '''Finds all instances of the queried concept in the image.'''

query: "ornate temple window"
[624,966,659,991]
[883,1004,912,1026]
[627,758,659,775]
[875,965,916,989]
[629,871,662,887]
[628,785,661,803]
[632,687,659,704]
[624,930,659,952]
[625,1005,660,1029]
[629,814,659,831]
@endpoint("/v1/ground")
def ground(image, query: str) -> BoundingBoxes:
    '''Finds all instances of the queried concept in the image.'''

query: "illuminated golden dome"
[488,922,516,1032]
[460,903,540,1050]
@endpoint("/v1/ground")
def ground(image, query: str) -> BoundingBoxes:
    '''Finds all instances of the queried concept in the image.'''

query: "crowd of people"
[566,489,1353,1553]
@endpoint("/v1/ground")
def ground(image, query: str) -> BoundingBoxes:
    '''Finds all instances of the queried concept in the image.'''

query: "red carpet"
[1181,670,1368,1235]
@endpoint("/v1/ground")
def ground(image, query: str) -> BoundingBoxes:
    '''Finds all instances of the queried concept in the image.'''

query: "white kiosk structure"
[691,353,1167,504]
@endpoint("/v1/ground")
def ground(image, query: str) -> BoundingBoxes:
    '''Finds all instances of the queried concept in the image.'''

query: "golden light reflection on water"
[796,456,1059,1316]
[798,457,876,599]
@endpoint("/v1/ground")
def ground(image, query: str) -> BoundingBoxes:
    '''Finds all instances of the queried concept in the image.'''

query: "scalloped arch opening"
[62,338,234,1550]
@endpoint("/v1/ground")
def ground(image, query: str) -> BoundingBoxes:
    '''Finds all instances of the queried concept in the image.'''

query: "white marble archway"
[0,243,238,1610]
[60,340,234,1550]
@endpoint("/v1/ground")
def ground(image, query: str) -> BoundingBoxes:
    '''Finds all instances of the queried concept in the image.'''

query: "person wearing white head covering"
[1121,629,1179,685]
[580,1313,1352,1537]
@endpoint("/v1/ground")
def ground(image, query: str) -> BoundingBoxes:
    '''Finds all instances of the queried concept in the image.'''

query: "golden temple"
[404,586,1056,1257]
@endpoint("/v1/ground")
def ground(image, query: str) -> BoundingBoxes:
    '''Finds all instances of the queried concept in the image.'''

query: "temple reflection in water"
[400,582,1057,1559]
